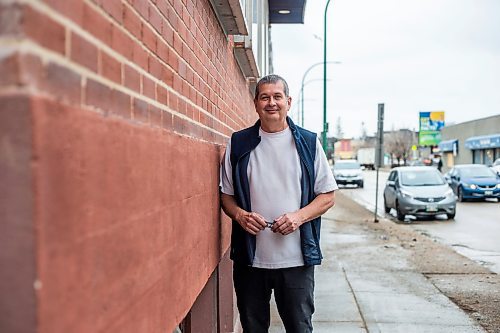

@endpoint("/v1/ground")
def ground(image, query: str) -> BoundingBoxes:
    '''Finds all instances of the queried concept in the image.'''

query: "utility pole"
[374,103,384,223]
[322,0,333,152]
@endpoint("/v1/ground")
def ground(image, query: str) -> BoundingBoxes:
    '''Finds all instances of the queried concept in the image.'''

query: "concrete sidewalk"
[268,192,486,333]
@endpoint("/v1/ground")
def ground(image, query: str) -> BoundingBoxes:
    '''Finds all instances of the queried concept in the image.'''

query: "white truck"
[357,147,376,170]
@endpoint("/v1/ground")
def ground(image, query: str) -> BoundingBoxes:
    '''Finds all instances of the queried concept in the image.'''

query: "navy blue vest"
[229,117,323,266]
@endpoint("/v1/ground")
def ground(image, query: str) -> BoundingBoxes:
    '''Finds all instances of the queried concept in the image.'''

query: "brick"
[132,43,149,71]
[22,6,65,55]
[161,21,174,47]
[148,4,162,34]
[168,91,177,110]
[181,80,189,97]
[177,19,186,41]
[70,32,98,72]
[0,52,21,87]
[157,83,168,105]
[178,98,186,115]
[124,65,140,92]
[142,75,156,100]
[130,0,148,19]
[173,33,182,55]
[0,3,22,35]
[111,89,132,118]
[173,74,182,92]
[132,98,149,124]
[142,24,157,53]
[172,0,182,17]
[44,62,81,104]
[160,65,174,87]
[42,0,85,25]
[167,5,178,31]
[185,103,192,120]
[148,55,162,77]
[123,4,141,39]
[149,104,162,127]
[172,114,186,133]
[82,2,112,45]
[86,78,112,111]
[167,50,179,72]
[162,111,173,130]
[102,0,123,23]
[111,25,134,60]
[157,40,169,63]
[156,0,169,18]
[100,51,121,84]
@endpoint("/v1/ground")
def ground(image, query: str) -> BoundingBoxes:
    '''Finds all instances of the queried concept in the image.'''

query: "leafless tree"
[384,128,417,166]
[335,116,344,139]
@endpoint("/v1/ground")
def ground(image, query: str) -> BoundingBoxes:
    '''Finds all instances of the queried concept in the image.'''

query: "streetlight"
[299,78,332,127]
[299,62,339,127]
[322,0,333,152]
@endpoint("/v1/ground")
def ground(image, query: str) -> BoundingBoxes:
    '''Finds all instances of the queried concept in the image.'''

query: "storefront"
[438,139,459,168]
[465,134,500,165]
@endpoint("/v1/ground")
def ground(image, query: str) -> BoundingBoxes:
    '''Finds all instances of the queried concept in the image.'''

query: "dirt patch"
[330,191,500,332]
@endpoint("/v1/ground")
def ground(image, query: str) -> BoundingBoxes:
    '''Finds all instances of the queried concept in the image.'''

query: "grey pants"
[233,264,315,333]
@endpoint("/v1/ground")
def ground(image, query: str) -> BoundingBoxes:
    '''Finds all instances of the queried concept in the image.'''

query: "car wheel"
[447,211,456,219]
[359,181,364,188]
[457,187,465,202]
[396,201,405,221]
[383,196,390,213]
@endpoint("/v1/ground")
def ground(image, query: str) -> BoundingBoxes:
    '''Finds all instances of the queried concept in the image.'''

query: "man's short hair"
[254,74,289,99]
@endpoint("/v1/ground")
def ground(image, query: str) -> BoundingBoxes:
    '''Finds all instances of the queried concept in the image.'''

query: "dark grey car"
[383,166,457,221]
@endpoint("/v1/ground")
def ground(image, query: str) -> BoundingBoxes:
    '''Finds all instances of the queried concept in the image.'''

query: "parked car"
[332,160,364,188]
[383,166,456,221]
[491,158,500,176]
[446,164,500,202]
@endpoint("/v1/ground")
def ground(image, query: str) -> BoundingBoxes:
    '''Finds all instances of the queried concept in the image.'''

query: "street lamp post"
[322,0,333,152]
[299,62,339,127]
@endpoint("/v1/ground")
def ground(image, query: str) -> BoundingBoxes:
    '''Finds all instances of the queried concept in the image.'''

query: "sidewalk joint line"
[342,266,369,333]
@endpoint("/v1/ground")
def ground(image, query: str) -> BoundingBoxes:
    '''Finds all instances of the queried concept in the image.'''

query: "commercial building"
[438,115,500,171]
[0,1,306,332]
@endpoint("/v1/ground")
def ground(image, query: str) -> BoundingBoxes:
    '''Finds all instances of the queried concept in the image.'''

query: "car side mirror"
[387,180,395,188]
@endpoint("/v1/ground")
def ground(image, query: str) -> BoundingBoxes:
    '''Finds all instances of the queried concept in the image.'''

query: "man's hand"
[235,211,267,235]
[271,212,303,235]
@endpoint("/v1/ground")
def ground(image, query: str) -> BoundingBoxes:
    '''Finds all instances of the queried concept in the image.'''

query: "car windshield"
[460,167,496,178]
[400,170,445,186]
[334,162,361,170]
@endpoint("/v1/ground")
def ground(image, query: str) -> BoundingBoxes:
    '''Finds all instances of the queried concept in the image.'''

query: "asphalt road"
[339,169,500,274]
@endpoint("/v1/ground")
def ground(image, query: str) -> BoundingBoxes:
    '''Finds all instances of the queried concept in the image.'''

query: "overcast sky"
[271,0,500,138]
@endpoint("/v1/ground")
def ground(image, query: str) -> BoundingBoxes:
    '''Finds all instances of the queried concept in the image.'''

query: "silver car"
[383,166,457,221]
[332,159,364,188]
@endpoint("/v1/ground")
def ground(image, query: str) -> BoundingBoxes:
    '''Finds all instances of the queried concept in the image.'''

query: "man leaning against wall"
[220,74,338,333]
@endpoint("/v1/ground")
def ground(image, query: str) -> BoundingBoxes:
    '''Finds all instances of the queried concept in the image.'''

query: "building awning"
[438,139,458,152]
[464,134,500,150]
[269,0,306,23]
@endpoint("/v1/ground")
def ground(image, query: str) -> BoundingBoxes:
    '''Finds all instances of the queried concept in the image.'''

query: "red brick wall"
[0,0,256,332]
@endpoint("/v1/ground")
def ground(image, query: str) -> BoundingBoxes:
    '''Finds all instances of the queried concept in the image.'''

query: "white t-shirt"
[220,127,338,268]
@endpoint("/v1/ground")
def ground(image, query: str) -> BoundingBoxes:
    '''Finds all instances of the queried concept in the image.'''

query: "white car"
[332,160,364,188]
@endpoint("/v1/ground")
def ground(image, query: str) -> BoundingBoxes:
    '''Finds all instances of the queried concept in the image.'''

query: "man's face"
[254,82,291,131]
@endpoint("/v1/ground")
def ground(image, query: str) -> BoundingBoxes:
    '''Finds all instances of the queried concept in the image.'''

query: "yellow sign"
[411,145,417,151]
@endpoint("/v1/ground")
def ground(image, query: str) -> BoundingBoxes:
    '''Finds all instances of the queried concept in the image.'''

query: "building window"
[484,149,494,165]
[473,150,482,164]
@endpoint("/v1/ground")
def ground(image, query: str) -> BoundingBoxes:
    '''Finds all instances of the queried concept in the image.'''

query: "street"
[339,169,500,274]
